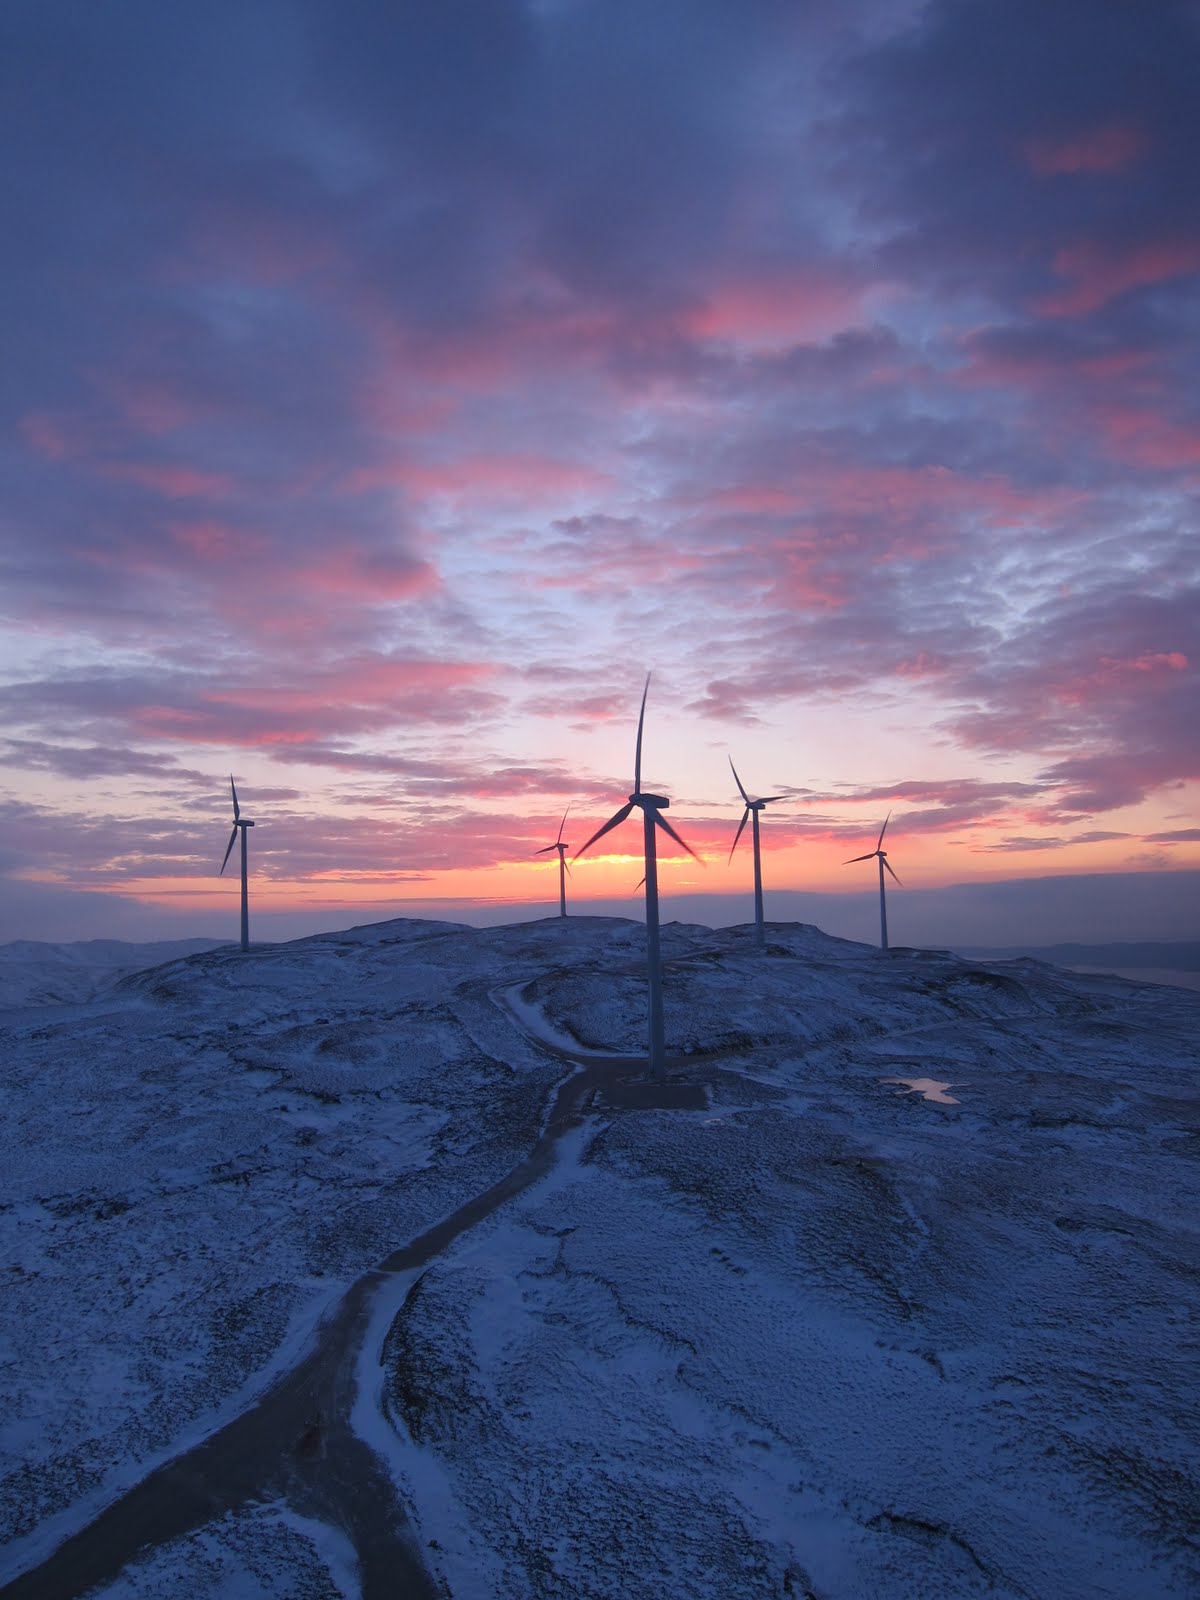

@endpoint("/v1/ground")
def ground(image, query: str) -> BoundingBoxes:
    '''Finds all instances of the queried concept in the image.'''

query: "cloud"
[974,831,1130,855]
[0,740,211,785]
[1037,237,1200,318]
[0,656,507,780]
[1024,119,1149,177]
[2,0,1197,940]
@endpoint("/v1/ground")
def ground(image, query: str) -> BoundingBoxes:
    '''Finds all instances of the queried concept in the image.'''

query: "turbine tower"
[575,675,698,1080]
[535,804,573,917]
[845,812,901,951]
[728,757,782,949]
[220,776,255,952]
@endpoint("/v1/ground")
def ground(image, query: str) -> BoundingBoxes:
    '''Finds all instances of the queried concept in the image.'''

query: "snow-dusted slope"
[1,917,1196,1599]
[0,938,230,1009]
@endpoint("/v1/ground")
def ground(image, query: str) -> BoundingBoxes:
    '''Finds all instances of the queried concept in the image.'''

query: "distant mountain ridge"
[956,940,1200,971]
[0,937,230,1008]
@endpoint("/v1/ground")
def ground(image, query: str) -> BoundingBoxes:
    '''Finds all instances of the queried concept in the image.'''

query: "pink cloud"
[708,485,808,515]
[101,461,237,499]
[19,410,108,461]
[1052,650,1189,707]
[356,385,460,440]
[20,411,73,461]
[169,520,262,561]
[168,205,340,290]
[527,516,714,594]
[1024,120,1148,176]
[1037,237,1200,316]
[108,378,200,436]
[893,652,951,681]
[399,453,612,503]
[682,271,871,347]
[956,334,1155,389]
[698,461,1082,549]
[129,656,498,749]
[1095,407,1200,470]
[292,549,438,602]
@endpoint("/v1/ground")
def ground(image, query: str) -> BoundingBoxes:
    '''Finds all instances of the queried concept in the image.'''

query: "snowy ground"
[1,917,1197,1598]
[0,938,230,1009]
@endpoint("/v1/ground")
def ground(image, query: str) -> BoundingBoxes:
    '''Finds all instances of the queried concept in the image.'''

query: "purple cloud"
[1,0,1197,932]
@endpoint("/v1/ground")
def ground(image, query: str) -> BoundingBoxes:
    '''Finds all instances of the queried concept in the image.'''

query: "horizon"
[2,2,1197,938]
[4,866,1197,956]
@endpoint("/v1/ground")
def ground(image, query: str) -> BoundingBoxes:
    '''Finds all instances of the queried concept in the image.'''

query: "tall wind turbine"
[575,675,699,1079]
[535,804,572,917]
[728,758,782,948]
[220,776,255,952]
[845,813,901,951]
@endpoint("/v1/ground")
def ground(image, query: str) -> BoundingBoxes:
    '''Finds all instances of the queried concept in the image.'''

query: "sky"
[2,0,1198,948]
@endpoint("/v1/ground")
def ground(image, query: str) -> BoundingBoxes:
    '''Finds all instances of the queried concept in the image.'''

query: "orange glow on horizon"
[45,814,1197,925]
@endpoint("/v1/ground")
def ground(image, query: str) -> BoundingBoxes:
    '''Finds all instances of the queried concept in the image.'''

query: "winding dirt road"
[1,989,703,1600]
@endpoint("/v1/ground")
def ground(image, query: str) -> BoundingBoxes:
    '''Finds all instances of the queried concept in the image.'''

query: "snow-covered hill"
[0,917,1196,1599]
[0,937,230,1009]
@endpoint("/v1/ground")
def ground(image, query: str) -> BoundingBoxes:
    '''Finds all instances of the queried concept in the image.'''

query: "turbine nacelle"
[535,803,572,859]
[575,676,699,866]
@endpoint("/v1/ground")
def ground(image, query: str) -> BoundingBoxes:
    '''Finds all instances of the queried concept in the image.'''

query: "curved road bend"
[1,999,688,1600]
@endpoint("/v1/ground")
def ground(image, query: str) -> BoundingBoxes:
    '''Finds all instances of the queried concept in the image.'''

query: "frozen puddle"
[881,1076,963,1104]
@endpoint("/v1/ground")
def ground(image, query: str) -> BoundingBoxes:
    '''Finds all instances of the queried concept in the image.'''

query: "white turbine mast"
[728,757,783,949]
[534,803,573,917]
[845,812,902,950]
[220,775,255,952]
[574,674,699,1079]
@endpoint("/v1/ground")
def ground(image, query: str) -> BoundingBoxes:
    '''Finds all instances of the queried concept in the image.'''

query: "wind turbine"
[728,758,783,948]
[220,776,255,952]
[845,812,901,951]
[575,675,699,1079]
[535,804,573,917]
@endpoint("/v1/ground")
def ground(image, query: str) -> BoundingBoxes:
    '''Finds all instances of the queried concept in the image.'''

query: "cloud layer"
[2,0,1197,929]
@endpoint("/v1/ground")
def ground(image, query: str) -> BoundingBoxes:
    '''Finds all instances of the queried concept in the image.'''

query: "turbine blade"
[574,802,634,859]
[844,852,875,864]
[760,795,784,805]
[654,808,701,863]
[634,876,645,892]
[883,858,903,886]
[633,673,650,793]
[229,775,240,821]
[534,844,557,854]
[728,756,751,805]
[728,807,751,862]
[556,802,572,845]
[876,810,891,850]
[221,825,238,874]
[563,859,573,877]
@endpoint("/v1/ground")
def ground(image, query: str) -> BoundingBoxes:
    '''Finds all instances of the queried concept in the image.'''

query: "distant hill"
[954,941,1200,971]
[0,936,231,1008]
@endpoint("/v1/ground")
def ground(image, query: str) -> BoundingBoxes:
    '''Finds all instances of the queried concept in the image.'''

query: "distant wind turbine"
[575,675,699,1079]
[845,813,901,951]
[220,776,255,952]
[535,804,573,917]
[728,758,783,949]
